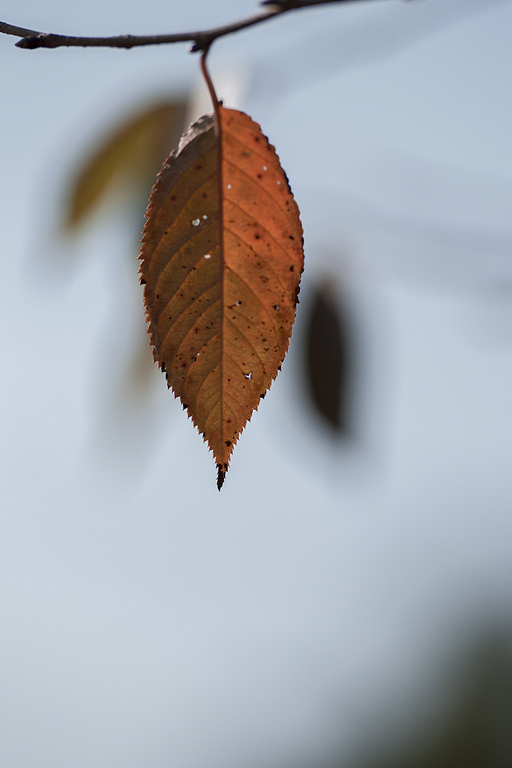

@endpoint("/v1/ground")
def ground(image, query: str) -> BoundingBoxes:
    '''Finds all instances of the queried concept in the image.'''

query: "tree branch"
[263,0,382,7]
[0,21,40,38]
[1,0,393,52]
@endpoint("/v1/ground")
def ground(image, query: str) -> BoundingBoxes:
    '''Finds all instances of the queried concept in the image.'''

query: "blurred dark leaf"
[64,98,188,230]
[304,280,350,432]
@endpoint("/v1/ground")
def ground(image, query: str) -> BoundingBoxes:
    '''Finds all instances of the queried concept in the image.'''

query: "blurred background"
[1,1,512,766]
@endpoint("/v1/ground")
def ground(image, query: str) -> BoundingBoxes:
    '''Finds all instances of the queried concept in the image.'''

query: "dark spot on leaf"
[225,440,231,447]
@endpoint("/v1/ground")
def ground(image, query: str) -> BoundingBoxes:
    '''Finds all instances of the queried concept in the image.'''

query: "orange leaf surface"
[139,107,303,488]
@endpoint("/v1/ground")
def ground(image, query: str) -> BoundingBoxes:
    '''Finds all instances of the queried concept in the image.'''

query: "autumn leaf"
[64,99,188,230]
[139,104,303,489]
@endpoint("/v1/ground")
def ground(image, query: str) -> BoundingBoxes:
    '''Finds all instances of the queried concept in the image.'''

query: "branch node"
[190,36,209,54]
[16,33,46,49]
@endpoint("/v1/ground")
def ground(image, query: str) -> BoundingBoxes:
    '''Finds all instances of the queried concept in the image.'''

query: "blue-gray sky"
[1,2,512,767]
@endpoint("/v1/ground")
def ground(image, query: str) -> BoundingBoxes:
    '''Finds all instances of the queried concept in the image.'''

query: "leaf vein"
[160,294,220,361]
[225,316,266,370]
[224,226,290,297]
[224,266,280,338]
[153,222,218,298]
[226,198,296,266]
[224,158,291,217]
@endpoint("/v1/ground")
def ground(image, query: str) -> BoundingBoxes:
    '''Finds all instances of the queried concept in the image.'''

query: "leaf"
[139,107,304,488]
[64,99,188,230]
[304,280,351,433]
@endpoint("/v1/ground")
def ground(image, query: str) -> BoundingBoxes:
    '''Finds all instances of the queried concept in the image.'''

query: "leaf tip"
[217,464,227,491]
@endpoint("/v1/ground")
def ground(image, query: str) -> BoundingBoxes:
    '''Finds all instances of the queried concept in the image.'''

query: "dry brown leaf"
[139,106,303,488]
[65,99,187,230]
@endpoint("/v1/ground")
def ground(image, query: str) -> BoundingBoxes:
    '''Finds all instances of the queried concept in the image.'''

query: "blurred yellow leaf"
[64,99,188,230]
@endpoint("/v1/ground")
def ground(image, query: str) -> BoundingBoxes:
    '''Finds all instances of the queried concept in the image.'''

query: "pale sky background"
[1,1,512,767]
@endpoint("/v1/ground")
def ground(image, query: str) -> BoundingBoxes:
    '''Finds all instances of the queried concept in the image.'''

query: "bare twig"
[0,21,40,38]
[1,0,391,52]
[262,0,382,7]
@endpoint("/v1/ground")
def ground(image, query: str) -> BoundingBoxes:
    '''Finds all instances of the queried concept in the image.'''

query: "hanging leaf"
[139,106,303,488]
[64,99,188,230]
